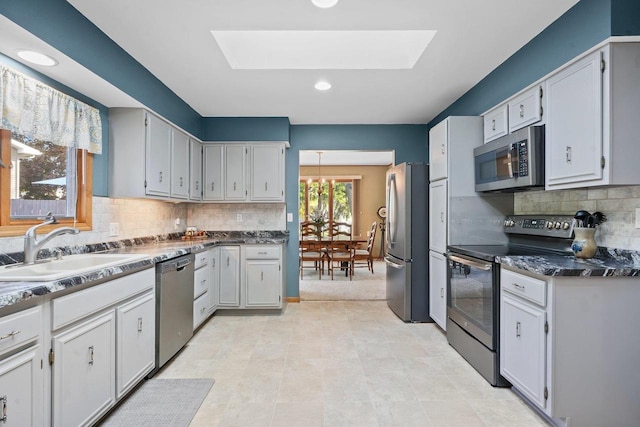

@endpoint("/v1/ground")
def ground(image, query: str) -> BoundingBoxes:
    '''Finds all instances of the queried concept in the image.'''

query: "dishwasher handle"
[176,257,192,270]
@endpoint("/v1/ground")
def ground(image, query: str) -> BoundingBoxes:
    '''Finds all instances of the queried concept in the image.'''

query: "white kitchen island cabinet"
[500,267,640,426]
[545,42,640,190]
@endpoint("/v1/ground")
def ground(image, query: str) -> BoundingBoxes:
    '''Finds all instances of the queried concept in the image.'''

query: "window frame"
[0,129,93,237]
[299,178,357,230]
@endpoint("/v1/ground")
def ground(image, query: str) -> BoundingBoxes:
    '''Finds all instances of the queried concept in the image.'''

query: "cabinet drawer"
[502,269,547,306]
[193,293,209,330]
[484,104,508,143]
[194,251,209,270]
[194,266,209,298]
[245,246,280,259]
[52,268,154,330]
[508,86,542,132]
[0,306,41,354]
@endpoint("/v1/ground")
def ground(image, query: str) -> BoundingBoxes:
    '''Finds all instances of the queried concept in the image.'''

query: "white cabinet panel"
[429,180,447,253]
[546,50,603,187]
[501,293,547,409]
[218,246,241,307]
[189,139,203,201]
[429,119,448,181]
[225,145,247,200]
[245,260,281,307]
[428,251,447,331]
[116,292,155,399]
[508,86,543,132]
[52,312,116,427]
[209,247,220,313]
[251,144,284,201]
[483,104,508,143]
[145,113,172,197]
[203,144,224,200]
[171,130,190,199]
[0,346,42,427]
[193,293,209,330]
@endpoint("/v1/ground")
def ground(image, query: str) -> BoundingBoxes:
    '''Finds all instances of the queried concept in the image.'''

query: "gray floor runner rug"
[100,378,214,426]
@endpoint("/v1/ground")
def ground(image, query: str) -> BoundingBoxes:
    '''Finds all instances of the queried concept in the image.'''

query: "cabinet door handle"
[264,182,268,191]
[512,283,525,291]
[566,146,572,163]
[195,181,199,191]
[519,104,524,118]
[159,171,163,183]
[88,346,95,366]
[1,395,7,423]
[233,182,237,191]
[211,182,215,191]
[261,271,264,281]
[441,144,445,155]
[212,259,216,268]
[440,287,444,298]
[491,119,496,131]
[440,212,444,223]
[227,256,230,267]
[0,330,21,341]
[138,317,143,332]
[516,321,521,338]
[179,177,183,187]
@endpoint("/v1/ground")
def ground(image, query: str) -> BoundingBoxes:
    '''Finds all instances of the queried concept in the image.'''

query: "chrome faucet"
[23,212,80,264]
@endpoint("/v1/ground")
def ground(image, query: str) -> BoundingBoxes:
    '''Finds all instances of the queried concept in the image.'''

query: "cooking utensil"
[574,210,591,228]
[592,211,607,225]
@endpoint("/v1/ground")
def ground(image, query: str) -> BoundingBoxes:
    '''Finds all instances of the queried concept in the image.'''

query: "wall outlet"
[236,213,243,222]
[109,223,119,237]
[174,217,181,230]
[287,213,293,222]
[636,208,640,228]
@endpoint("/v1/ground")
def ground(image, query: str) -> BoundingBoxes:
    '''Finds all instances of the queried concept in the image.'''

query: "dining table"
[299,236,368,278]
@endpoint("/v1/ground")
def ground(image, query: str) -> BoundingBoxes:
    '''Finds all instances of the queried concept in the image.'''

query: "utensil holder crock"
[571,227,597,259]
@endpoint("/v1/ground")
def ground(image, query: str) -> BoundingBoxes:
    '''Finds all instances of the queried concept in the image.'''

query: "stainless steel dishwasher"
[154,254,194,372]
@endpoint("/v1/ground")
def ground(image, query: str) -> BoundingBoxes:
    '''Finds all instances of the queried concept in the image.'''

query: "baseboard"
[286,297,301,303]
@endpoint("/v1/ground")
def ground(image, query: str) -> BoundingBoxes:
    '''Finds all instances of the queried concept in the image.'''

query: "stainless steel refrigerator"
[385,162,431,322]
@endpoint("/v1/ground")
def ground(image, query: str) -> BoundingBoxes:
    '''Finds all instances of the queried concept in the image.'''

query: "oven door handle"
[447,254,492,271]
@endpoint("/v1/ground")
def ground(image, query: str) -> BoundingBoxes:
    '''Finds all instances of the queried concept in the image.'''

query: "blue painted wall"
[427,0,614,130]
[611,0,640,36]
[202,117,290,141]
[285,124,427,297]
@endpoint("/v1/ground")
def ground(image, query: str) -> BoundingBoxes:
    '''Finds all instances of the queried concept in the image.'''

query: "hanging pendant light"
[316,151,324,195]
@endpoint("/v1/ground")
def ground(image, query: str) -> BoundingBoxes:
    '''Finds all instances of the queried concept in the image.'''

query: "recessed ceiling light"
[315,81,332,91]
[312,0,339,8]
[16,50,58,66]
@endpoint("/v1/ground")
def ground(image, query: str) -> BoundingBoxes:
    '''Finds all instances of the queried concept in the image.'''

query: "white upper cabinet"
[109,108,201,201]
[189,139,203,201]
[250,144,285,201]
[203,144,224,201]
[429,119,448,181]
[224,145,248,201]
[483,104,508,143]
[508,85,543,133]
[546,42,640,189]
[171,129,190,199]
[145,113,172,197]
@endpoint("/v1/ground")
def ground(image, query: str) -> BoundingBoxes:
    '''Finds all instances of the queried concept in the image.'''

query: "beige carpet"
[299,260,386,301]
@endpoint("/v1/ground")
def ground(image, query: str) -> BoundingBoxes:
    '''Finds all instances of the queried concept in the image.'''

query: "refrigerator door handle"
[387,173,397,248]
[384,256,405,270]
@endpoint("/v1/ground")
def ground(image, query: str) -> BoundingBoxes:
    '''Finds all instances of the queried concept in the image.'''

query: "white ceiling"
[3,1,578,125]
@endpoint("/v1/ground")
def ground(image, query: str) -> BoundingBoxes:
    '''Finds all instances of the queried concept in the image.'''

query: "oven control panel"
[503,215,574,238]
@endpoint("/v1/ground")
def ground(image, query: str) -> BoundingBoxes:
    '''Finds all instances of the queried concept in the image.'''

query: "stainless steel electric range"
[446,215,574,386]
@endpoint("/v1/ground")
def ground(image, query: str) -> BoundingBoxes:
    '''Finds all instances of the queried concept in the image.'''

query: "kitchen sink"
[0,253,150,281]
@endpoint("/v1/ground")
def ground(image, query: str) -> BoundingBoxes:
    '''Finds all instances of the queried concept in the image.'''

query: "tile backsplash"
[515,186,640,250]
[0,197,285,254]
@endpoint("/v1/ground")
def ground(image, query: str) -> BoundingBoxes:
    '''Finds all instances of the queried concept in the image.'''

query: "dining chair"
[300,220,326,278]
[354,221,377,273]
[327,221,355,280]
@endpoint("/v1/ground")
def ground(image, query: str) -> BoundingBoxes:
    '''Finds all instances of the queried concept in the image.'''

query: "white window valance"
[0,65,102,154]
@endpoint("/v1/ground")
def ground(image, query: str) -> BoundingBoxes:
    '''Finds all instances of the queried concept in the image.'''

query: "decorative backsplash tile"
[186,203,286,231]
[515,186,640,250]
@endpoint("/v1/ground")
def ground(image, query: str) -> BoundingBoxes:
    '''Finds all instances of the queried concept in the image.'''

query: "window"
[0,129,92,236]
[299,179,355,229]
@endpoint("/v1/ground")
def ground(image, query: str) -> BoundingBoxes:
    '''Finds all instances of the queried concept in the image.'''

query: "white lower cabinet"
[52,311,116,427]
[428,250,447,331]
[209,247,220,313]
[218,246,241,307]
[116,292,155,399]
[245,245,282,308]
[0,345,42,427]
[501,293,546,408]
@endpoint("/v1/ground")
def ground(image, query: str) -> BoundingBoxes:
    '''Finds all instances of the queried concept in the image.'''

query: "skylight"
[211,30,436,70]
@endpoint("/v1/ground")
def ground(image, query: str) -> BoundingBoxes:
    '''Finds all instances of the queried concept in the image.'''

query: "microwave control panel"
[515,140,528,177]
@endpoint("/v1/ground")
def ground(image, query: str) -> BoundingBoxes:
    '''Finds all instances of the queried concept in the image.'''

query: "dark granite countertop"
[498,247,640,277]
[0,231,288,311]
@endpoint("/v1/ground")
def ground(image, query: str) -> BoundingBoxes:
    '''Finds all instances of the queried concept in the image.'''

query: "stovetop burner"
[447,214,575,262]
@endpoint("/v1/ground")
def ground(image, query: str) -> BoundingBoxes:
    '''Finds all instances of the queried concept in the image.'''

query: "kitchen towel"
[100,378,214,426]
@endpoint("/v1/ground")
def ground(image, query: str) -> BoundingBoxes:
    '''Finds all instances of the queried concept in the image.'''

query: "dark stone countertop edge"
[0,231,288,311]
[497,246,640,277]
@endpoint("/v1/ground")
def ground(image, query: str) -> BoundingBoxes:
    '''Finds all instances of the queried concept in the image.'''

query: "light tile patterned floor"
[157,301,551,427]
[299,260,387,301]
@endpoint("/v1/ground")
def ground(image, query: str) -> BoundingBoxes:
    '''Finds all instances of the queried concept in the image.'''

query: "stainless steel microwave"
[474,125,544,192]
